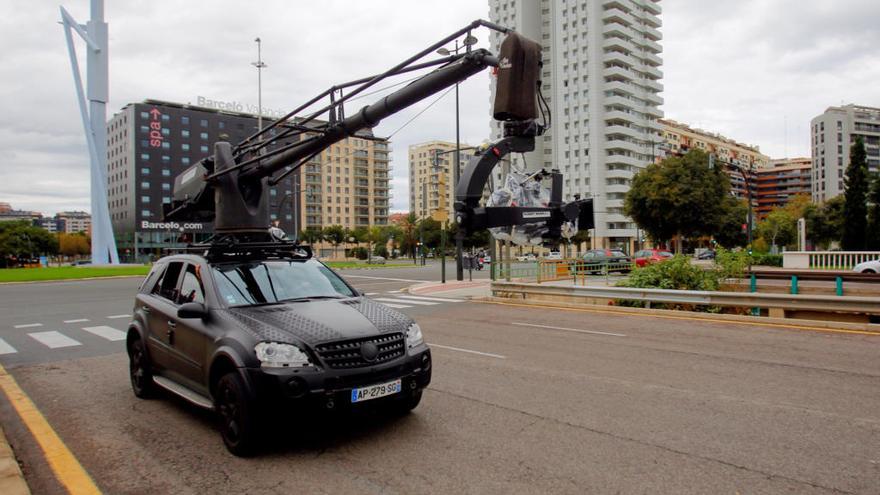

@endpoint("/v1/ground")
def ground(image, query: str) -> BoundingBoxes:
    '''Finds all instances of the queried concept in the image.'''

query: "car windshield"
[211,259,355,307]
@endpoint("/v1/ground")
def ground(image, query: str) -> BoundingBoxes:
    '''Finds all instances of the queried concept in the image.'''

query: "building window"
[200,145,209,153]
[162,155,171,162]
[182,157,190,165]
[162,169,171,177]
[200,132,209,140]
[162,197,171,204]
[140,125,148,133]
[141,196,150,203]
[141,181,150,189]
[161,128,170,136]
[218,122,225,129]
[140,167,150,175]
[181,116,190,125]
[140,153,150,160]
[181,130,190,138]
[162,183,171,191]
[141,210,151,217]
[182,143,190,151]
[161,142,170,149]
[200,119,208,127]
[140,111,149,119]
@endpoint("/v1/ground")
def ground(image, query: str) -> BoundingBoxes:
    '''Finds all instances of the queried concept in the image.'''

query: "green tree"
[367,226,389,257]
[625,150,731,252]
[0,221,59,266]
[756,207,797,252]
[322,225,346,259]
[842,136,869,250]
[804,196,844,249]
[384,224,403,257]
[867,172,880,250]
[714,197,749,248]
[298,227,323,245]
[418,218,442,250]
[400,212,419,262]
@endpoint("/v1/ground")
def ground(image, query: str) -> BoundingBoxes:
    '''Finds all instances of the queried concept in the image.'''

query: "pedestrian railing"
[783,251,880,270]
[492,259,634,284]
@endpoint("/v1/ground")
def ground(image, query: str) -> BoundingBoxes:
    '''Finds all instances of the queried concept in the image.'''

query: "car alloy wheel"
[128,338,154,398]
[215,372,257,456]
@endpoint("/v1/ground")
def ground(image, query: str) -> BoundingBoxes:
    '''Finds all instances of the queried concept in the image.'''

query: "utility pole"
[252,38,267,132]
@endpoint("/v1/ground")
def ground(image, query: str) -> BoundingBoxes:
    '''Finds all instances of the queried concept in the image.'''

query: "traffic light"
[741,223,748,233]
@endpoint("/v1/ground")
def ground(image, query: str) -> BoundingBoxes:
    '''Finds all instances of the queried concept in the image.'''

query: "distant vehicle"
[853,259,880,274]
[73,259,92,266]
[480,255,492,264]
[697,250,716,260]
[545,251,563,260]
[633,249,673,267]
[516,253,537,262]
[367,256,387,264]
[577,249,632,273]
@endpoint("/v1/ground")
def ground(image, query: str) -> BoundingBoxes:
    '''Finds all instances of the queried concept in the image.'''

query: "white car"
[545,251,562,260]
[516,253,537,262]
[853,259,880,274]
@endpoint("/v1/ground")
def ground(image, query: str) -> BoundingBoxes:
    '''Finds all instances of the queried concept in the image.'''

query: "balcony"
[605,153,644,167]
[604,36,636,55]
[603,50,638,69]
[637,0,662,16]
[605,125,642,139]
[640,64,663,79]
[641,51,663,66]
[604,95,638,110]
[602,8,635,27]
[606,139,646,154]
[605,80,636,96]
[603,65,635,81]
[602,22,637,40]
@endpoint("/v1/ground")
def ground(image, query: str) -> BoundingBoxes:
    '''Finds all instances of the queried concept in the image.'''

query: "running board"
[153,375,214,410]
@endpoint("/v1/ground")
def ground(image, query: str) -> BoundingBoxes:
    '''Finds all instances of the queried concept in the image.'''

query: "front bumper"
[246,346,432,410]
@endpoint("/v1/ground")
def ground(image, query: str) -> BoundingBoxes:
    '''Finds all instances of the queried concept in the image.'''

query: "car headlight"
[406,323,424,349]
[254,342,312,368]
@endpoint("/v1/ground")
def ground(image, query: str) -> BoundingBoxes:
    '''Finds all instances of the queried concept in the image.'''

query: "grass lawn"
[0,265,151,283]
[325,261,423,269]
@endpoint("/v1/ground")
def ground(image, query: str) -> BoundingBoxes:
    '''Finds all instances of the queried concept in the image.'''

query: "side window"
[149,265,167,295]
[178,264,206,305]
[156,262,184,302]
[142,264,164,293]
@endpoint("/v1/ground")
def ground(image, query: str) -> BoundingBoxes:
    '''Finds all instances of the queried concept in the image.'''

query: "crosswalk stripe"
[29,331,81,349]
[376,302,413,309]
[107,314,130,319]
[0,338,17,355]
[63,319,89,324]
[14,323,42,329]
[365,292,379,296]
[373,298,439,306]
[81,326,127,342]
[394,295,464,303]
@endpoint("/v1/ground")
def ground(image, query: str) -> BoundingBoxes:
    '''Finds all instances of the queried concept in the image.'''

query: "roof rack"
[163,235,313,262]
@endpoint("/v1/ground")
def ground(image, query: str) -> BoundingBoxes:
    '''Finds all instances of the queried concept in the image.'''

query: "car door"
[168,262,211,393]
[140,261,184,374]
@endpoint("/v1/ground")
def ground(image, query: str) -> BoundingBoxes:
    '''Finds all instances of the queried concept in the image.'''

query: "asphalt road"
[1,264,879,494]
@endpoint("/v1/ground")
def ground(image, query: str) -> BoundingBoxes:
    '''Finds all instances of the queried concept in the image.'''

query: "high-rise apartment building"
[55,211,92,234]
[488,0,663,251]
[811,104,880,203]
[106,99,389,261]
[660,119,769,202]
[756,158,811,219]
[408,141,473,221]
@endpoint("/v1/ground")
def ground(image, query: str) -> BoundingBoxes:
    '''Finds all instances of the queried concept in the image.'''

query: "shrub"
[750,253,783,267]
[350,247,368,260]
[373,245,389,258]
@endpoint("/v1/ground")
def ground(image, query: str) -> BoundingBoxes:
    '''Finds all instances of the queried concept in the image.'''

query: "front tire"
[215,372,259,457]
[128,337,155,399]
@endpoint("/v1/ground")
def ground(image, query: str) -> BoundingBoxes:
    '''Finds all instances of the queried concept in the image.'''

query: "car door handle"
[167,321,177,329]
[141,306,151,314]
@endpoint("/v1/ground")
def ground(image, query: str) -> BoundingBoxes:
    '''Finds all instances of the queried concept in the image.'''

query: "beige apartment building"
[756,158,811,218]
[299,136,391,231]
[660,119,769,201]
[408,140,473,222]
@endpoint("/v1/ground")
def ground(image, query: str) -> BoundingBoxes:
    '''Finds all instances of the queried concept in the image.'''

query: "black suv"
[126,243,431,456]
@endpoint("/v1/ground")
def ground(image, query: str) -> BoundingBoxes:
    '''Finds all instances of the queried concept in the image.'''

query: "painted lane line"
[81,326,127,342]
[395,295,464,303]
[28,331,82,349]
[386,290,403,293]
[373,298,439,306]
[0,362,102,494]
[376,302,413,309]
[63,319,89,324]
[511,321,627,337]
[344,275,424,282]
[106,314,130,319]
[14,323,42,329]
[429,343,506,359]
[0,338,17,355]
[365,292,380,296]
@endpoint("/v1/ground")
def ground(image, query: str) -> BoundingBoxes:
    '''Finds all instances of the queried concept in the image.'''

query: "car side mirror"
[178,302,208,319]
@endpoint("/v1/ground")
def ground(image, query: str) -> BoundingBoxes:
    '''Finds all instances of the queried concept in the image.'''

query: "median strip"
[0,363,101,494]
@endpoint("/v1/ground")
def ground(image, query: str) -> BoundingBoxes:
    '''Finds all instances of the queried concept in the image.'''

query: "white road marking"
[512,321,627,337]
[0,338,17,355]
[429,343,506,359]
[344,275,424,283]
[386,290,403,293]
[63,319,90,324]
[13,323,42,329]
[373,298,438,306]
[365,292,379,296]
[29,331,82,349]
[106,314,130,319]
[376,302,413,309]
[395,295,464,303]
[81,326,126,342]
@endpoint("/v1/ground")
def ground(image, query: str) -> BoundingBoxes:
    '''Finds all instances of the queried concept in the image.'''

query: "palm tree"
[401,212,419,263]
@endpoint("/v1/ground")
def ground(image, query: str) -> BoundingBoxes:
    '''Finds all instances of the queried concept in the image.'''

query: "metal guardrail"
[491,281,880,315]
[493,259,633,284]
[749,270,880,283]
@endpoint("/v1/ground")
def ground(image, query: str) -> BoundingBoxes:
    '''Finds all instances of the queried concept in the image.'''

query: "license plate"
[350,379,402,403]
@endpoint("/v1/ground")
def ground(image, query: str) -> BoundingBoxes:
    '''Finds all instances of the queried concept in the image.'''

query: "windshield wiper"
[280,295,348,303]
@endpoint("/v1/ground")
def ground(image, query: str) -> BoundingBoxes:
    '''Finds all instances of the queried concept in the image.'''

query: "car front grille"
[314,333,405,369]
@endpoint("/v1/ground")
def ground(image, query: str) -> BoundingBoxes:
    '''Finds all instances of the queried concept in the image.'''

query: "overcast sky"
[1,0,878,215]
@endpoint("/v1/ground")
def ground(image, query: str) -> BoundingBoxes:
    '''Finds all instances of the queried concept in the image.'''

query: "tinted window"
[178,264,205,304]
[153,262,183,302]
[211,260,354,307]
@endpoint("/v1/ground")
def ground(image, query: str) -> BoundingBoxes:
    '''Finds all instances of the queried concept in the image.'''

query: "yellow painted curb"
[0,364,100,494]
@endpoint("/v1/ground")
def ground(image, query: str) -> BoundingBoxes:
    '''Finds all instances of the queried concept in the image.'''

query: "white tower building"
[488,0,663,250]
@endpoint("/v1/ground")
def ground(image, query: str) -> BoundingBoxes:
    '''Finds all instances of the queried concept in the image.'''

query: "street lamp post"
[252,37,267,132]
[438,34,477,281]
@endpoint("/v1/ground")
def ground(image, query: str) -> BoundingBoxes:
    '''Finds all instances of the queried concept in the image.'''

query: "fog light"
[286,377,306,398]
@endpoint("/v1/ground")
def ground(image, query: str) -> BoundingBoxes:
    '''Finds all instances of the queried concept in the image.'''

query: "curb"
[0,426,29,495]
[478,296,880,335]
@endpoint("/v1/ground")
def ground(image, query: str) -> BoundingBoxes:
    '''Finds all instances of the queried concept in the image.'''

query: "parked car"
[516,253,537,262]
[633,249,674,267]
[696,250,716,260]
[576,249,632,273]
[545,251,563,260]
[127,243,430,456]
[853,259,880,274]
[367,255,386,264]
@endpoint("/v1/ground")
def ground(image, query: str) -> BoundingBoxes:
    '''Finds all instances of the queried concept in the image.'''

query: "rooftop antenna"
[60,0,119,264]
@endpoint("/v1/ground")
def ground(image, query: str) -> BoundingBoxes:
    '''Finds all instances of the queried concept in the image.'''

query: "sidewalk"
[407,279,491,299]
[0,426,29,495]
